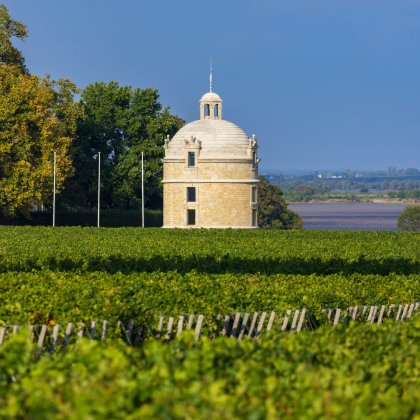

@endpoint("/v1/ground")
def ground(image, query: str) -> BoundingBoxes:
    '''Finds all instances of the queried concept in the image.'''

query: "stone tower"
[162,91,260,228]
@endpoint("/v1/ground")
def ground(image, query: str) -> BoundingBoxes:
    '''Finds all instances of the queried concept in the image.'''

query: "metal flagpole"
[53,152,56,226]
[98,152,101,228]
[142,152,144,228]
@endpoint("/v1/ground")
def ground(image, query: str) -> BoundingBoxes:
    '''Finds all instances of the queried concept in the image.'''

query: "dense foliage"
[283,185,365,202]
[0,5,27,73]
[4,209,162,228]
[0,269,419,327]
[387,189,420,200]
[1,227,420,417]
[0,64,83,221]
[1,227,419,326]
[2,317,420,419]
[3,227,419,276]
[275,177,420,192]
[61,81,185,210]
[257,176,303,229]
[397,206,420,232]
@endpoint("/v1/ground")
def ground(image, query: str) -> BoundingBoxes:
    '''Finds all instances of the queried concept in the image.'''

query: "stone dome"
[200,92,222,102]
[165,119,250,160]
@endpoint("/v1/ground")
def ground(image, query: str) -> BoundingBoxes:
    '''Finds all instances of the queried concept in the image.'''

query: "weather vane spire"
[209,58,215,92]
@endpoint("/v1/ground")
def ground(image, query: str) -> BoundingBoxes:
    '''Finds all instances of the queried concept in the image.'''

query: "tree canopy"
[0,64,83,221]
[397,206,420,232]
[0,5,28,73]
[60,81,185,210]
[258,176,303,229]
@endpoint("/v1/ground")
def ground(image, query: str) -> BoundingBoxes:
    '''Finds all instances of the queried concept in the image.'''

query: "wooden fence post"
[187,315,195,330]
[50,324,60,353]
[352,306,359,321]
[102,321,108,340]
[230,313,241,338]
[238,313,250,341]
[62,323,73,349]
[281,310,292,332]
[156,316,165,339]
[194,315,204,341]
[177,316,185,337]
[37,325,48,348]
[0,328,6,345]
[296,309,306,333]
[266,312,276,331]
[248,312,259,338]
[254,312,267,339]
[377,306,386,325]
[333,309,341,326]
[221,315,230,336]
[291,310,300,331]
[89,321,97,341]
[395,305,403,321]
[400,304,409,321]
[166,317,174,341]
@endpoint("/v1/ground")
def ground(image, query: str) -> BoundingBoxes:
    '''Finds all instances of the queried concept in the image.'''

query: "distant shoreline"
[287,199,420,205]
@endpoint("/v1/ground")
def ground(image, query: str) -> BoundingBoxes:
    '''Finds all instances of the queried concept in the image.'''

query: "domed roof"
[165,119,250,159]
[200,92,222,102]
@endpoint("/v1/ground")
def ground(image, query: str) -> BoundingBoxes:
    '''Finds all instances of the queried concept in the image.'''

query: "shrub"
[397,206,420,232]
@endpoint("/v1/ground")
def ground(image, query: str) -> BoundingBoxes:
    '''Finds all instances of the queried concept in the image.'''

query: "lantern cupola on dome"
[200,92,223,120]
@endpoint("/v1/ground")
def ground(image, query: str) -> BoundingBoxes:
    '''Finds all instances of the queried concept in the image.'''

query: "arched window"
[205,104,210,116]
[214,104,218,117]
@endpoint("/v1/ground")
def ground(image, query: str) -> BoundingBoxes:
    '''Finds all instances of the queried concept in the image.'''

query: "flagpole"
[98,152,101,228]
[142,152,144,228]
[53,152,56,227]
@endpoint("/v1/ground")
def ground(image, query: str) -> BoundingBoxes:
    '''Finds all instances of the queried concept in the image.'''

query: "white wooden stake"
[194,315,204,341]
[98,152,101,228]
[53,152,56,226]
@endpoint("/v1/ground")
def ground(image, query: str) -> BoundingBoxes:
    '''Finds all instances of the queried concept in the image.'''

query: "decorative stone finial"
[163,134,170,149]
[184,135,201,149]
[248,135,258,148]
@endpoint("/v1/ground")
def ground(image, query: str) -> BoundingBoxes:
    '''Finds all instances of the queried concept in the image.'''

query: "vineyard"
[1,226,420,418]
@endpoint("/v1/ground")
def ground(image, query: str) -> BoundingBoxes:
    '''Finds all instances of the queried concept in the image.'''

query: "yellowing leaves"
[0,64,83,220]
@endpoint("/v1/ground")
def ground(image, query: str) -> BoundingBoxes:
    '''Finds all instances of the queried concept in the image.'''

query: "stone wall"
[162,160,259,228]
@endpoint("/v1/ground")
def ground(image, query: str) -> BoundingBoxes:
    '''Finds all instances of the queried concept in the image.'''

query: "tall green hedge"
[2,210,163,228]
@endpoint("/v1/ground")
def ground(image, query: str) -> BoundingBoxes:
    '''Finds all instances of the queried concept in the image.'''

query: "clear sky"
[5,0,420,171]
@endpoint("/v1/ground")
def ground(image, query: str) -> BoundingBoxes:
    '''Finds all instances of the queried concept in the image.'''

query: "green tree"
[295,185,315,195]
[360,188,368,193]
[62,82,184,210]
[0,64,83,221]
[0,5,28,73]
[258,176,303,229]
[397,206,420,232]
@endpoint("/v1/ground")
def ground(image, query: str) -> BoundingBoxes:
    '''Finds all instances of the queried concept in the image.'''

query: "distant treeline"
[274,178,420,192]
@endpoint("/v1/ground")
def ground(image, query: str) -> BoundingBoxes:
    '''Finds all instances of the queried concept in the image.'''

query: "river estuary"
[287,202,409,231]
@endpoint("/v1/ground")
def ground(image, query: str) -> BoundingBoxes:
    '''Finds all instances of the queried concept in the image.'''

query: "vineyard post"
[142,152,144,228]
[53,152,56,227]
[98,152,101,228]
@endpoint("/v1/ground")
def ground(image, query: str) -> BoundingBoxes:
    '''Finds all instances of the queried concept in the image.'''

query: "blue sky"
[6,0,420,171]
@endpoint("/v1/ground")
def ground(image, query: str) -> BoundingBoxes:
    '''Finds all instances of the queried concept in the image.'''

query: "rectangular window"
[252,209,257,227]
[187,187,196,202]
[188,152,195,167]
[187,209,196,226]
[253,152,256,167]
[252,187,257,202]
